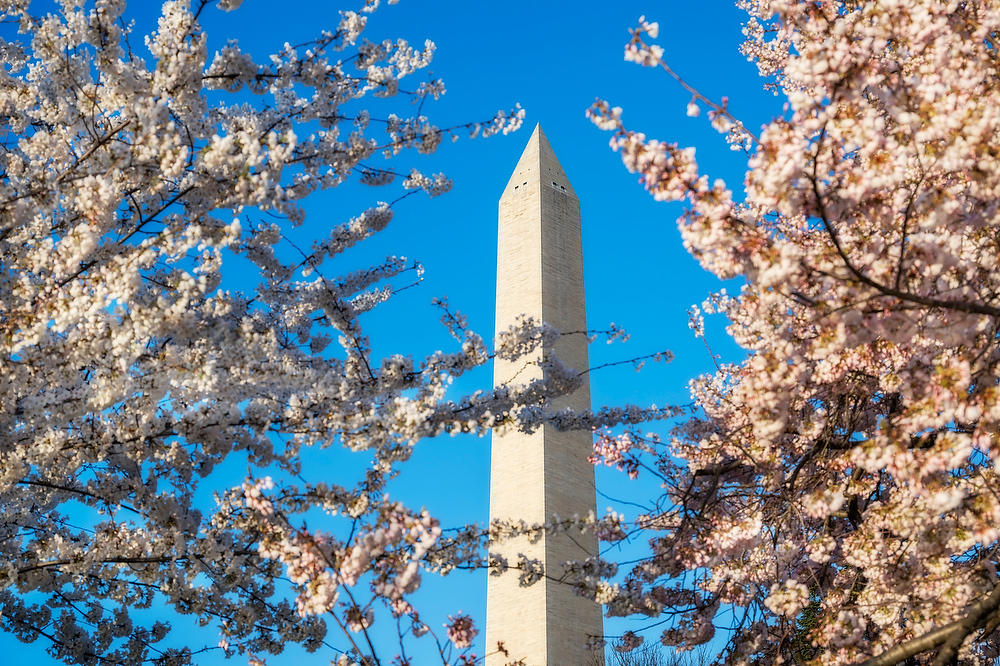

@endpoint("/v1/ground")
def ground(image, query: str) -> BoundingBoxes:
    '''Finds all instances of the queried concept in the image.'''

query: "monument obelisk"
[486,124,604,665]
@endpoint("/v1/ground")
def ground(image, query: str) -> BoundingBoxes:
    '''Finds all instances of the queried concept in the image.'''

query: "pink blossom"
[445,613,478,649]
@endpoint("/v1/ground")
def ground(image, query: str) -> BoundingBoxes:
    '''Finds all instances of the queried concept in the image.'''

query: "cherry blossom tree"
[0,0,583,664]
[588,1,1000,664]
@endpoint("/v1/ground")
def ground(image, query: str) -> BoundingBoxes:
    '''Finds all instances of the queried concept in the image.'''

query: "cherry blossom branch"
[854,580,1000,666]
[810,129,1000,319]
[53,119,131,186]
[629,33,759,146]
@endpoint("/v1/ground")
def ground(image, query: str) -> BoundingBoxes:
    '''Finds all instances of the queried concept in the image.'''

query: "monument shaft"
[486,125,603,665]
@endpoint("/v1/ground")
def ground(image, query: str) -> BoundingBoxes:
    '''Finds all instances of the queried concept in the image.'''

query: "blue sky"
[3,0,781,663]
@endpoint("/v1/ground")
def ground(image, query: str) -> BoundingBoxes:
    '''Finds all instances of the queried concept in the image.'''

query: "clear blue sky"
[2,0,780,663]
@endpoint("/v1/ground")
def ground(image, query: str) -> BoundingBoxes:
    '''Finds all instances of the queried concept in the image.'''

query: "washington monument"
[486,124,604,665]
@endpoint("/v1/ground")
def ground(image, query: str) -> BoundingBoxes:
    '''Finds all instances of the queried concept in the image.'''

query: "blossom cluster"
[587,1,1000,663]
[0,1,572,664]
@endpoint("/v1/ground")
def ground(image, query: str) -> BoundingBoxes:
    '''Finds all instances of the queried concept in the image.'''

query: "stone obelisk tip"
[501,124,577,199]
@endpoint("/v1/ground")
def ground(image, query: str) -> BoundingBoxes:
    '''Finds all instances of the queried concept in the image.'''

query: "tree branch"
[855,581,1000,666]
[809,130,1000,319]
